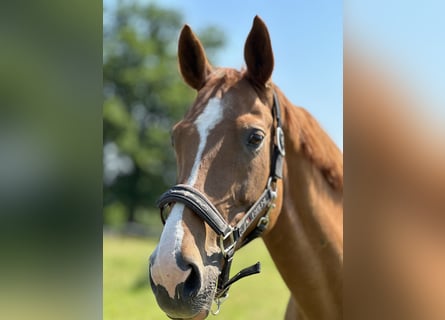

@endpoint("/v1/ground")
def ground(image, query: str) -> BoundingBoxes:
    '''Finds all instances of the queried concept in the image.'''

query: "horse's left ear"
[244,16,274,87]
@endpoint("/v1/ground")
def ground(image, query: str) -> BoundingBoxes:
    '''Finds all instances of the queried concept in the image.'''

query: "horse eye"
[247,132,264,147]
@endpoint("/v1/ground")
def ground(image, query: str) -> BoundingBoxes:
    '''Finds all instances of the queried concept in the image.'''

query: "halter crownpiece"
[156,91,285,312]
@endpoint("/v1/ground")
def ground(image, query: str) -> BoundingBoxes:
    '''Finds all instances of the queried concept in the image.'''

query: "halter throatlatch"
[156,91,285,313]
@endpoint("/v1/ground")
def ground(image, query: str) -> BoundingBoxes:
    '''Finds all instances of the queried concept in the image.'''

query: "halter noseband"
[156,91,285,310]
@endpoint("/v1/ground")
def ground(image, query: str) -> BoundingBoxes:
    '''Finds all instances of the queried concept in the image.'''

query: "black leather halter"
[157,92,285,308]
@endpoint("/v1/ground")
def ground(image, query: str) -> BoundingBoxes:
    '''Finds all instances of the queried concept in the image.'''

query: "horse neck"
[263,89,343,320]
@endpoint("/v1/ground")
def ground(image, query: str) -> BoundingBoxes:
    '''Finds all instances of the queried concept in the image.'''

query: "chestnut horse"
[149,16,343,320]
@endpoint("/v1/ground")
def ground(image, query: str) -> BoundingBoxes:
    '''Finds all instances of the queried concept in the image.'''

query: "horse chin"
[155,287,214,320]
[164,301,211,320]
[167,310,209,320]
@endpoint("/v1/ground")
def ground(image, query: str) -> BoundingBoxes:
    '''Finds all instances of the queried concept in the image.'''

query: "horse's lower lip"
[167,309,209,320]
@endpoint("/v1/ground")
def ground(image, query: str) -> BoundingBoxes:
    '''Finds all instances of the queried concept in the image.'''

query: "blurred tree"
[103,2,225,230]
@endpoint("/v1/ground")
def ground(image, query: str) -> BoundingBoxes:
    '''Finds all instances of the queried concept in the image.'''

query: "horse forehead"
[179,70,268,132]
[197,69,255,110]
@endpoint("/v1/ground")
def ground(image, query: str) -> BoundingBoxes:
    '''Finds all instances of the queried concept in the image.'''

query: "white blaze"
[187,97,224,185]
[150,98,223,298]
[150,203,190,298]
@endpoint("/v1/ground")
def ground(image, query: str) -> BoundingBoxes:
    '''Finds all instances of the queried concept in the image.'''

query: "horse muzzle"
[149,249,217,319]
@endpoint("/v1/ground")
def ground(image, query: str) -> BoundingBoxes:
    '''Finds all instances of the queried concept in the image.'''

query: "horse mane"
[274,86,343,191]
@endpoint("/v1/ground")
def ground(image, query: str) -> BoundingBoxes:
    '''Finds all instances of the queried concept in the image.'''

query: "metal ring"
[276,126,286,156]
[160,204,172,225]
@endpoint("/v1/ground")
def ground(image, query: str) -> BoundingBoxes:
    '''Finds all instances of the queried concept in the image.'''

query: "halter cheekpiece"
[156,91,285,312]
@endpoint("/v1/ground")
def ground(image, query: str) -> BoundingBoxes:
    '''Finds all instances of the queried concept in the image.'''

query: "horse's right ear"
[178,25,212,90]
[244,16,274,87]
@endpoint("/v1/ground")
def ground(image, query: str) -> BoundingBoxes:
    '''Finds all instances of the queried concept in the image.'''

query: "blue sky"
[104,0,343,149]
[346,0,445,129]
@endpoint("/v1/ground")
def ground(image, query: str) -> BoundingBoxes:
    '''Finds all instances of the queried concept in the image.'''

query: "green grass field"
[104,236,289,319]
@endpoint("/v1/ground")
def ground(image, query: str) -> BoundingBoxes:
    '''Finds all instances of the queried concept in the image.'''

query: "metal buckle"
[219,230,235,257]
[259,178,278,230]
[257,203,274,229]
[267,177,278,196]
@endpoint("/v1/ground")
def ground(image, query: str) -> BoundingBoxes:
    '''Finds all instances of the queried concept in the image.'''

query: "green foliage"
[103,2,225,226]
[103,236,288,319]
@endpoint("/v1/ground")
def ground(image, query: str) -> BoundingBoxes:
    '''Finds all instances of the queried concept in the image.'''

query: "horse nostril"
[182,263,201,298]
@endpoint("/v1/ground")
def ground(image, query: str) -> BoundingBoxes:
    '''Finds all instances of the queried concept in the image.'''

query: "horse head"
[148,16,284,319]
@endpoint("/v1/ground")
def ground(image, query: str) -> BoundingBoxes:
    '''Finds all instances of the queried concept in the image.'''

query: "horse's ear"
[178,25,212,90]
[244,16,274,87]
